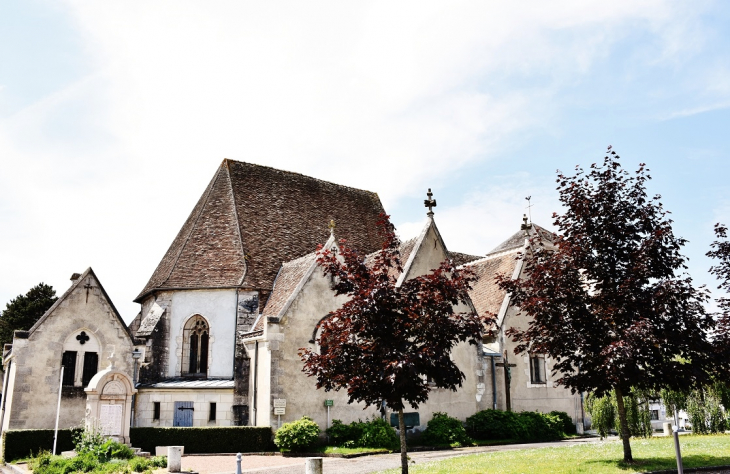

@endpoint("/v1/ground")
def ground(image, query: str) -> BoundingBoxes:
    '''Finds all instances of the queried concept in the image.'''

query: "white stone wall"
[1,272,134,430]
[500,305,584,423]
[135,389,234,427]
[169,290,237,378]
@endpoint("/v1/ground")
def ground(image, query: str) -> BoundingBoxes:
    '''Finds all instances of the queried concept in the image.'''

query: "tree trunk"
[614,387,634,463]
[398,408,408,474]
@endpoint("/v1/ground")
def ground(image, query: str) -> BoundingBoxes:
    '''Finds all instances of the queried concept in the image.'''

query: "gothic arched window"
[183,315,209,376]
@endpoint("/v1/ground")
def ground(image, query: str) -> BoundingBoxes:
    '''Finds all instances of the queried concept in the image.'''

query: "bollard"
[236,453,242,474]
[168,446,183,473]
[305,457,323,474]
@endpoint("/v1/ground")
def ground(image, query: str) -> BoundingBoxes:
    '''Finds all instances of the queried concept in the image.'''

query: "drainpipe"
[491,356,497,410]
[232,289,239,378]
[252,340,259,426]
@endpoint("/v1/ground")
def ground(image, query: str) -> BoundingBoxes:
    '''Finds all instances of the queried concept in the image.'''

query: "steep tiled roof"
[136,161,386,302]
[487,223,555,255]
[465,253,521,320]
[257,252,318,330]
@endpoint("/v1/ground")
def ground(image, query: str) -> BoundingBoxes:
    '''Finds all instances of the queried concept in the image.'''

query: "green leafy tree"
[498,150,715,462]
[0,283,57,347]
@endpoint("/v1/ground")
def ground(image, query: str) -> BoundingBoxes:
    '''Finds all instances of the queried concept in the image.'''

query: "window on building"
[82,352,99,386]
[63,330,101,387]
[153,402,161,420]
[61,351,77,386]
[209,402,217,421]
[650,410,660,421]
[529,354,546,384]
[182,315,210,376]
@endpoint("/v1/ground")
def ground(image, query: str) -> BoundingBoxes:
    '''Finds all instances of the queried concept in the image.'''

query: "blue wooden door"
[174,401,194,427]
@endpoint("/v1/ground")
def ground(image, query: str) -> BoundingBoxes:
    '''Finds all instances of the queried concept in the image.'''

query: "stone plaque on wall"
[100,404,123,436]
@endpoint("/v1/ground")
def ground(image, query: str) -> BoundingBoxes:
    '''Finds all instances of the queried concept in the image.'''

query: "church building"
[1,159,584,439]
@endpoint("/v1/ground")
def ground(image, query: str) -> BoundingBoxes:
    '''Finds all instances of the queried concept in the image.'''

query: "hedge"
[465,409,571,442]
[3,428,80,462]
[129,426,274,453]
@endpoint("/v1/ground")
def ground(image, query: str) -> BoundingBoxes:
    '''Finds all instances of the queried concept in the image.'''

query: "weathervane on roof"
[424,189,437,217]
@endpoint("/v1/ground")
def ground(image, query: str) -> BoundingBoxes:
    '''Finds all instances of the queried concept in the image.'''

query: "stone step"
[132,448,151,458]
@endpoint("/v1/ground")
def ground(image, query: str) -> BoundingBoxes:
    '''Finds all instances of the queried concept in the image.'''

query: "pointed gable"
[137,160,386,302]
[396,217,450,286]
[28,268,131,340]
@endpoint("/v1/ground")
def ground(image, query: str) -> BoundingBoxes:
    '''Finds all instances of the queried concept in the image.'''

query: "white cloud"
[0,0,719,320]
[396,173,559,256]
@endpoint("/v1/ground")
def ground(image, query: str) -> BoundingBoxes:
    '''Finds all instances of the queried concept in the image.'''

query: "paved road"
[181,437,609,474]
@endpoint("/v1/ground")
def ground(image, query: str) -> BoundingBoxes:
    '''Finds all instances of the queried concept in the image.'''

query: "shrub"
[325,418,398,450]
[466,409,527,440]
[130,426,273,453]
[358,418,399,450]
[129,457,150,473]
[149,456,167,468]
[517,411,562,441]
[326,419,361,447]
[274,416,320,452]
[549,411,577,435]
[420,412,472,447]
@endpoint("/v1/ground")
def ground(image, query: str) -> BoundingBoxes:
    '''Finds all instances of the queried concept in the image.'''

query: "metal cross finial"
[424,188,437,217]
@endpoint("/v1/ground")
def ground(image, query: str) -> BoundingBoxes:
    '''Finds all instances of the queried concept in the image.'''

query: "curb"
[643,466,730,474]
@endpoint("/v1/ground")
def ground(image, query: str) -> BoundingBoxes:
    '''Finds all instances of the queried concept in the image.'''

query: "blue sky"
[1,1,729,321]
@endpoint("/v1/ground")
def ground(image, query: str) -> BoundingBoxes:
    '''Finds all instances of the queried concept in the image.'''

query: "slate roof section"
[136,160,386,302]
[487,223,555,255]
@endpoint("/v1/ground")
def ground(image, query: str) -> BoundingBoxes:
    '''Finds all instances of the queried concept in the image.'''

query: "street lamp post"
[131,348,142,427]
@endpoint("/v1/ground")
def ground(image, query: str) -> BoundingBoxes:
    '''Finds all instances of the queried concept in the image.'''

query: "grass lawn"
[379,434,730,474]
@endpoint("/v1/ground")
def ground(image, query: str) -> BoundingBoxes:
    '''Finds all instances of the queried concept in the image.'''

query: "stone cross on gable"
[328,219,336,234]
[84,281,93,303]
[424,189,437,217]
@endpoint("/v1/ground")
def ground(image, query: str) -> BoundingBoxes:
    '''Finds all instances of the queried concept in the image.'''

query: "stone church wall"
[2,273,134,430]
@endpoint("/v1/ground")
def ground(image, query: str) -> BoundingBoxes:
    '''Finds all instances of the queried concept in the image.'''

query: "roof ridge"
[222,159,380,198]
[27,268,132,342]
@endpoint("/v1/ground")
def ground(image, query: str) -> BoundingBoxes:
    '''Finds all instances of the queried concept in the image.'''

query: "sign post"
[273,399,286,429]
